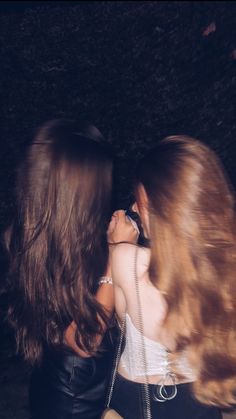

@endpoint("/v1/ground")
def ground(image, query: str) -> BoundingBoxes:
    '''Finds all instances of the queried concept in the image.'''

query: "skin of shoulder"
[111,243,150,287]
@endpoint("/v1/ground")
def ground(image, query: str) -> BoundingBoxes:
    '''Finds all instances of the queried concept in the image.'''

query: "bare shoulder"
[112,242,149,263]
[112,242,136,259]
[111,243,150,285]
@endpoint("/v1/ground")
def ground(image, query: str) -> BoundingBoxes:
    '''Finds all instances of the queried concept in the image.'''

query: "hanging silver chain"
[133,246,152,419]
[106,245,152,418]
[106,313,126,408]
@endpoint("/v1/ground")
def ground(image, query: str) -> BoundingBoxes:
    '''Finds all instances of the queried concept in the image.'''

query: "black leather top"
[29,332,115,419]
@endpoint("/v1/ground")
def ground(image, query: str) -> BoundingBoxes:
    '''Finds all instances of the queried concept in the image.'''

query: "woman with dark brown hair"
[5,119,137,419]
[109,136,236,418]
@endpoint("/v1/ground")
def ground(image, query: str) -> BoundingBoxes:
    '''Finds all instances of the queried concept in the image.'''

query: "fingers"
[107,216,116,235]
[112,210,131,225]
[126,215,140,234]
[111,210,138,231]
[112,210,126,222]
[108,210,139,244]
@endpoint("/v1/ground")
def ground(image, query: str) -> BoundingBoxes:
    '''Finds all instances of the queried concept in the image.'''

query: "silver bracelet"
[98,276,113,285]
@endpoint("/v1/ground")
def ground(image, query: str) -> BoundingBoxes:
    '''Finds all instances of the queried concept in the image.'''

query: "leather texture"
[29,334,114,419]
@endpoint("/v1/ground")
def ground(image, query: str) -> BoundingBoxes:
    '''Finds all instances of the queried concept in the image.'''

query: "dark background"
[0,1,235,418]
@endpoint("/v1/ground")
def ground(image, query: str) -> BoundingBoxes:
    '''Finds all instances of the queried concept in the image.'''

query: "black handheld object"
[125,209,150,248]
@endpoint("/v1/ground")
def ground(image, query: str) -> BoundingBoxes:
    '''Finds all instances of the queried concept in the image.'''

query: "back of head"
[7,119,113,363]
[136,136,236,407]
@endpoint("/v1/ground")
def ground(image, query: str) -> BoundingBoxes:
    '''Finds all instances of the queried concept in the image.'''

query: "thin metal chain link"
[133,246,152,419]
[106,246,152,418]
[106,313,126,408]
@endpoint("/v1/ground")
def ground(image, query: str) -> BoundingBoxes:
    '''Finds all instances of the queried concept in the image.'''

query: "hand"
[107,210,139,244]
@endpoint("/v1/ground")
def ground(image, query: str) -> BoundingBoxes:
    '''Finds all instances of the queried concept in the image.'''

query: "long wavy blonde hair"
[136,136,236,407]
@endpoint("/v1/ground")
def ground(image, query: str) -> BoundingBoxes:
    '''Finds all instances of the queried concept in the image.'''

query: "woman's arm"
[64,265,114,357]
[64,210,138,356]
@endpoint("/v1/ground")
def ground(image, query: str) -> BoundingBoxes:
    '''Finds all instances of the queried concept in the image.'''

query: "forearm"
[64,262,114,356]
[96,258,114,314]
[96,281,114,315]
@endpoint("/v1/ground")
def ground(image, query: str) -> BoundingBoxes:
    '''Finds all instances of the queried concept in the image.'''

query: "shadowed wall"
[0,1,235,226]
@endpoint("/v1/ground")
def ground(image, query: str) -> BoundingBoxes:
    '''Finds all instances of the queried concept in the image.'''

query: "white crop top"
[119,313,196,382]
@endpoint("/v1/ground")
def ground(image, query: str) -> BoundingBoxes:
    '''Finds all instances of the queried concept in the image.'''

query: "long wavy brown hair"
[6,119,113,364]
[136,136,236,407]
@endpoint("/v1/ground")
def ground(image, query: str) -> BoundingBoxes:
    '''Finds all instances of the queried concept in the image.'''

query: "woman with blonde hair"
[108,136,236,418]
